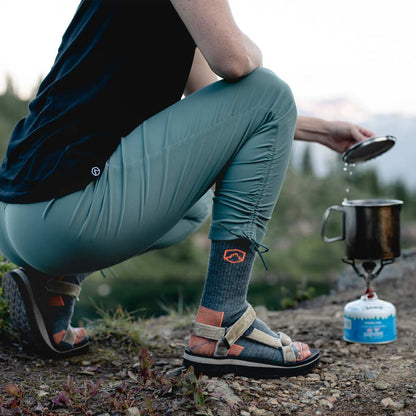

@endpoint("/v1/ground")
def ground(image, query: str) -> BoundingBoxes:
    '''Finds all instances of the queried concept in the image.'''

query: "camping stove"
[320,137,402,344]
[342,259,396,344]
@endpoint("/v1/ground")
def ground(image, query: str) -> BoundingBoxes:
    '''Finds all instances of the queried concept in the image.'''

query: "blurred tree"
[349,168,381,195]
[391,179,409,202]
[300,145,314,175]
[0,75,30,159]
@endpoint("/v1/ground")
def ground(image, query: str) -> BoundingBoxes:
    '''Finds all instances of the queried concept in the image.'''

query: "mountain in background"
[295,98,416,190]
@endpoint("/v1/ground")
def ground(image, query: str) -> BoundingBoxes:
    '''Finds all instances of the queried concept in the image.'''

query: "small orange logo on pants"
[223,249,246,263]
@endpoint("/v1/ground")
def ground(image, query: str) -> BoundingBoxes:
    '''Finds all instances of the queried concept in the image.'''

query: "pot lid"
[342,135,396,164]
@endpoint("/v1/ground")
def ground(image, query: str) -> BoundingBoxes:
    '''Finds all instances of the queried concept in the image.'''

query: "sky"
[0,0,415,116]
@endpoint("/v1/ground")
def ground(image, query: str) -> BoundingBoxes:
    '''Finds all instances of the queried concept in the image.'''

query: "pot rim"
[342,199,403,207]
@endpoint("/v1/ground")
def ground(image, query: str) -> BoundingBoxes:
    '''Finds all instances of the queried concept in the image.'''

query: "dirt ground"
[0,260,415,415]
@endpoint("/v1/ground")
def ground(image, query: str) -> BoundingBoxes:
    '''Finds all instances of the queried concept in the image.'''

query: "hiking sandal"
[2,268,89,358]
[183,304,320,378]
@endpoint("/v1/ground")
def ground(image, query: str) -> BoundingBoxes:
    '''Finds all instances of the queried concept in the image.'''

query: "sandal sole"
[2,270,89,358]
[183,348,320,378]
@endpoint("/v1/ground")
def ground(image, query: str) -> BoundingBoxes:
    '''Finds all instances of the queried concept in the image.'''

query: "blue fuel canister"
[343,291,396,344]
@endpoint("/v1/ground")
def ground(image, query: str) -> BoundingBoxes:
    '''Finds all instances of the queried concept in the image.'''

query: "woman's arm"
[295,116,375,153]
[184,48,218,96]
[171,0,262,80]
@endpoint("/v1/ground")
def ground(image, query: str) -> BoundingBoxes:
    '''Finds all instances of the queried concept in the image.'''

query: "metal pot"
[321,199,403,260]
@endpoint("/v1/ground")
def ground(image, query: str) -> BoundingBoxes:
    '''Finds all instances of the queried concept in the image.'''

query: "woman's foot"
[184,304,319,378]
[2,268,89,357]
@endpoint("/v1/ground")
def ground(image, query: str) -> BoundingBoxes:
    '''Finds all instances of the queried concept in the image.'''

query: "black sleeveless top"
[0,0,196,203]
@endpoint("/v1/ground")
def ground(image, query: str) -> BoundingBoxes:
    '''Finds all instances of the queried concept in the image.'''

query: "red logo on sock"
[223,249,246,263]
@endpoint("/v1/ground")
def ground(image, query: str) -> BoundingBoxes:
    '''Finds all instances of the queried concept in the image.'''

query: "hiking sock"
[50,274,89,340]
[200,239,255,320]
[24,270,89,344]
[190,240,311,361]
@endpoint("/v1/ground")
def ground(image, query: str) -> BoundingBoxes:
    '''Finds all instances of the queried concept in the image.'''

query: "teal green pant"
[0,68,296,275]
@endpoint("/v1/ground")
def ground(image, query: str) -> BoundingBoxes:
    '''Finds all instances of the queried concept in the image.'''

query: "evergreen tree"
[301,145,314,175]
[391,179,408,203]
[0,75,30,159]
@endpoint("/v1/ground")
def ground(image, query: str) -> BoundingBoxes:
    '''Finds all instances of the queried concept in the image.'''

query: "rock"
[319,399,334,409]
[339,348,350,355]
[374,381,391,391]
[320,355,334,364]
[267,398,279,407]
[282,402,299,412]
[314,338,325,348]
[247,405,267,415]
[348,344,363,354]
[330,389,341,397]
[229,381,244,392]
[302,391,315,399]
[240,411,250,416]
[205,379,242,408]
[306,373,320,381]
[261,383,276,391]
[324,373,337,383]
[126,407,141,416]
[36,390,49,399]
[364,370,378,380]
[326,396,338,405]
[380,397,404,410]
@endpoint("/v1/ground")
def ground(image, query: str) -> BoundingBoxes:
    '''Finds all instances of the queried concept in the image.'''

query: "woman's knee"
[245,67,296,119]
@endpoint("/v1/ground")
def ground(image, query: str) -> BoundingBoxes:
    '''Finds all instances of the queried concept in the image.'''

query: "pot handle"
[321,205,345,243]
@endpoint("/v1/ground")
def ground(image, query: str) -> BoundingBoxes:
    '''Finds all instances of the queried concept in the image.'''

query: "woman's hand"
[322,120,375,153]
[295,116,375,154]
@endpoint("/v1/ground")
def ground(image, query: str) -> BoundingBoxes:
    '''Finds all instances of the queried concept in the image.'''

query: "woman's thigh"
[2,68,295,275]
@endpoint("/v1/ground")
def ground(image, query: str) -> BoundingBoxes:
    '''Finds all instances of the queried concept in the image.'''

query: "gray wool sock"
[200,239,276,333]
[200,239,255,324]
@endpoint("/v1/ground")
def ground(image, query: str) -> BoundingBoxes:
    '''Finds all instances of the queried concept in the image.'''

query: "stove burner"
[342,258,395,292]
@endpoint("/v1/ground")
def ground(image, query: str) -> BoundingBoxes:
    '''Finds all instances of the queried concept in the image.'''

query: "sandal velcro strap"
[221,304,256,348]
[62,326,76,345]
[246,329,292,348]
[246,328,283,348]
[45,280,81,300]
[190,305,257,357]
[282,345,296,362]
[190,321,226,340]
[214,305,256,357]
[277,332,292,345]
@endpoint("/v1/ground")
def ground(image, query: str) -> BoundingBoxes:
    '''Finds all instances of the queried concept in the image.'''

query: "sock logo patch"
[223,249,246,263]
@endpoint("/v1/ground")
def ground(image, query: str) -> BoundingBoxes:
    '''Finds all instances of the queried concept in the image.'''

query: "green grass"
[88,303,144,345]
[0,258,14,334]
